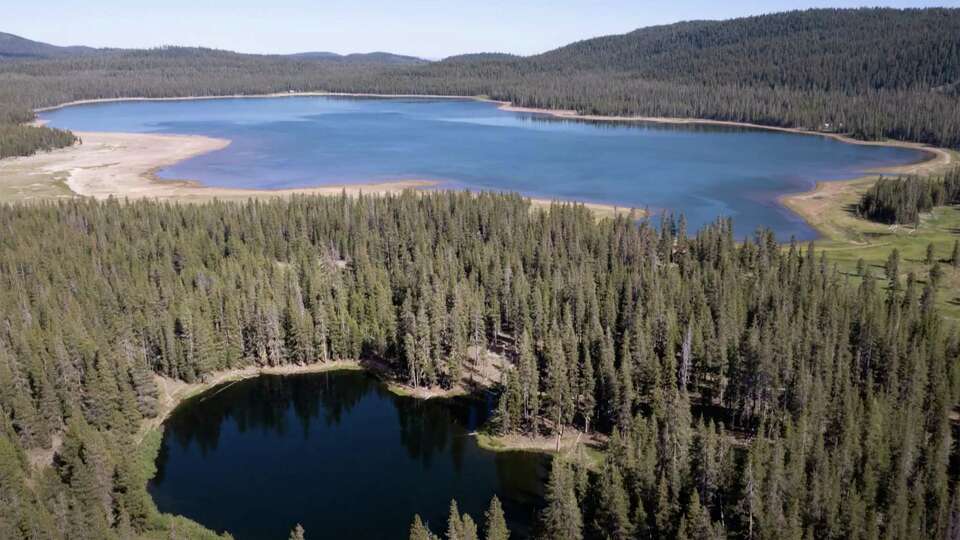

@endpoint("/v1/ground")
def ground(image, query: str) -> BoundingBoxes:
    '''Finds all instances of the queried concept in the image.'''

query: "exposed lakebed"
[41,96,926,240]
[148,371,547,539]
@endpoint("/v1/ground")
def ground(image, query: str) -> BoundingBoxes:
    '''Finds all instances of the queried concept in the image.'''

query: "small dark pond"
[148,371,548,539]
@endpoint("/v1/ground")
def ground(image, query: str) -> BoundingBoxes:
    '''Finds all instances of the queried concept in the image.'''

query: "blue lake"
[41,96,925,239]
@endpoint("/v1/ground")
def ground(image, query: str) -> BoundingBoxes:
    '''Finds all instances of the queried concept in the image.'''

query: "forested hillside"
[1,193,957,539]
[0,31,99,60]
[285,51,426,65]
[1,8,959,147]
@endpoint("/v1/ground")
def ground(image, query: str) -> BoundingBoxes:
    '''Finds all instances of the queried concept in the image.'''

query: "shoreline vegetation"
[137,354,587,464]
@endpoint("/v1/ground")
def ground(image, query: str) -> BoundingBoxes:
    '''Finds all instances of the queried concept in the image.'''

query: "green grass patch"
[814,205,960,320]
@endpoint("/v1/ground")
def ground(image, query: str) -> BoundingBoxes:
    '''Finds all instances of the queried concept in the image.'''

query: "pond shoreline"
[145,362,552,539]
[140,358,591,466]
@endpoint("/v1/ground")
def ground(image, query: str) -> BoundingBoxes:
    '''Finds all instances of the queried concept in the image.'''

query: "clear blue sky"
[6,0,957,58]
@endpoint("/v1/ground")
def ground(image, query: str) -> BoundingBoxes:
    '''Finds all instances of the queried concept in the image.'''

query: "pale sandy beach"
[8,91,947,222]
[780,147,956,241]
[0,128,631,216]
[0,131,438,201]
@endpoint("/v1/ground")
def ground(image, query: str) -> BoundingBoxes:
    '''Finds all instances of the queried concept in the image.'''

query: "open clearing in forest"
[784,148,960,320]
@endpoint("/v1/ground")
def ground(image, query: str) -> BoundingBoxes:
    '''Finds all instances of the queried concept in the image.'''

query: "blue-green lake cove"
[148,371,548,540]
[41,96,926,240]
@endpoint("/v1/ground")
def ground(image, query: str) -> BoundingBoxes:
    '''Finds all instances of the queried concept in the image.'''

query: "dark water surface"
[148,371,547,540]
[41,96,924,239]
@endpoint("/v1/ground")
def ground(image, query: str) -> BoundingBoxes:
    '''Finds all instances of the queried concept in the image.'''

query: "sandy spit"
[778,144,955,240]
[0,130,438,202]
[1,127,631,216]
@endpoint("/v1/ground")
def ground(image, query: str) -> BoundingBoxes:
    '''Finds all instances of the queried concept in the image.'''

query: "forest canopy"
[0,103,76,159]
[2,7,960,540]
[858,167,960,225]
[0,193,957,539]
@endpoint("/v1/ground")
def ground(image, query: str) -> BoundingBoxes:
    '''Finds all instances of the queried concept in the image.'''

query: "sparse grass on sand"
[475,429,606,470]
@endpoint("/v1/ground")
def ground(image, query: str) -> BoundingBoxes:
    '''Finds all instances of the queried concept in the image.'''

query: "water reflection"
[150,371,547,540]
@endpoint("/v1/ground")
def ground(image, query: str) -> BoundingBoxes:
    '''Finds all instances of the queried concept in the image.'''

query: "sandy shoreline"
[35,91,945,161]
[0,128,632,216]
[498,103,948,163]
[780,145,955,240]
[32,91,500,113]
[0,130,439,202]
[13,91,950,225]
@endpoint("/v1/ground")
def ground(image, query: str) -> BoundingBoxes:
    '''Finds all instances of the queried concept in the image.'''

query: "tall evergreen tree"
[541,459,583,540]
[484,496,509,540]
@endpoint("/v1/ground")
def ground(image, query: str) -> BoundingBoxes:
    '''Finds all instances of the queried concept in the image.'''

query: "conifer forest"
[1,6,960,540]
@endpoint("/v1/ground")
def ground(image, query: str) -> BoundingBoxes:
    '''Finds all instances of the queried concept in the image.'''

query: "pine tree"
[409,515,437,540]
[930,263,944,288]
[886,249,901,290]
[448,499,465,540]
[578,348,596,434]
[686,492,714,540]
[544,332,570,450]
[592,460,634,539]
[517,329,540,433]
[654,475,675,538]
[461,514,479,540]
[541,459,583,540]
[112,455,151,532]
[288,523,306,540]
[484,496,509,540]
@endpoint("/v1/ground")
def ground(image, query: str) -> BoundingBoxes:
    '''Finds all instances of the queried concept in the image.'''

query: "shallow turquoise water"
[42,96,924,239]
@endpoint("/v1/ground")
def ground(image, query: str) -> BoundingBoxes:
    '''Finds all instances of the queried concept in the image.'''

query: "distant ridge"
[0,31,427,65]
[0,32,99,59]
[440,53,520,63]
[1,8,958,147]
[286,51,427,65]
